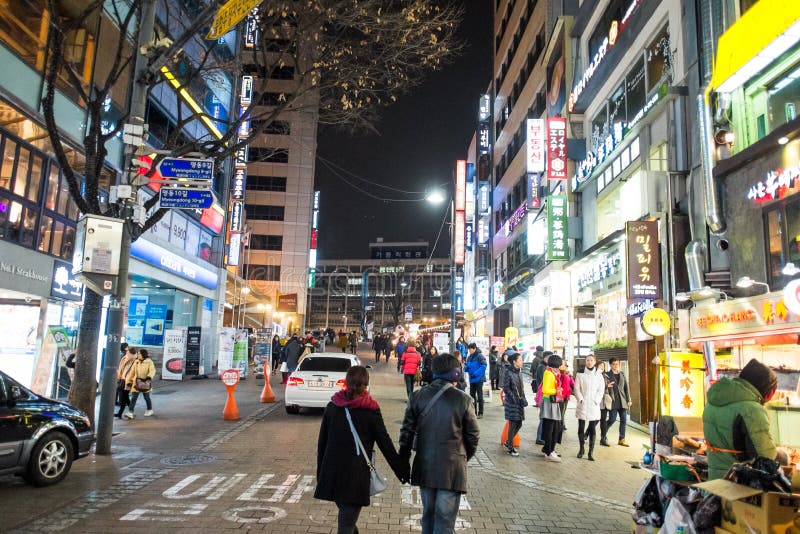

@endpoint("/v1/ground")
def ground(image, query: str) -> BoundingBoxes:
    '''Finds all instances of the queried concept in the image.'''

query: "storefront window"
[0,0,48,72]
[38,214,52,253]
[57,173,69,215]
[765,203,790,282]
[0,139,15,191]
[646,26,671,93]
[51,220,64,257]
[767,63,800,132]
[0,193,8,237]
[20,206,36,247]
[45,164,59,210]
[626,59,646,124]
[13,149,29,198]
[61,225,75,258]
[590,105,608,155]
[28,154,42,202]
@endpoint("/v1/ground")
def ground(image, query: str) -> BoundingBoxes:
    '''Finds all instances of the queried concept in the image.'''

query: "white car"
[284,353,361,414]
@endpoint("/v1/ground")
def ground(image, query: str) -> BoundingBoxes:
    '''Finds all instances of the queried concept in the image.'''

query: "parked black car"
[0,370,94,486]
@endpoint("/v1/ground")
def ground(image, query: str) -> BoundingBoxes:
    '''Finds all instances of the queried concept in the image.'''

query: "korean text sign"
[546,195,569,261]
[625,220,661,299]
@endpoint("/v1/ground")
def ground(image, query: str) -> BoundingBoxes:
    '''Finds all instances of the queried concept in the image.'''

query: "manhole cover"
[160,454,217,466]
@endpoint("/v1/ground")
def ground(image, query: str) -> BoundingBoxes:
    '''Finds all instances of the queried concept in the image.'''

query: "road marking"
[237,474,300,502]
[162,473,247,500]
[120,502,207,521]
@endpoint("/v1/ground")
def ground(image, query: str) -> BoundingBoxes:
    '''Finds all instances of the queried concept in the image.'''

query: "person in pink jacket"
[559,364,575,431]
[401,346,422,399]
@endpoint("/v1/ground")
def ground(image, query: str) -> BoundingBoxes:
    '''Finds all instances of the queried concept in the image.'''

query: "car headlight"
[81,415,92,429]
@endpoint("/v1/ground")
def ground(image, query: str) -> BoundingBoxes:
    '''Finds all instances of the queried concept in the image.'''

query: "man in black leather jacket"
[399,353,480,534]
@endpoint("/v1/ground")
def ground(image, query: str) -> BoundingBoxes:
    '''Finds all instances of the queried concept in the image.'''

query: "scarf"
[433,367,463,383]
[331,389,380,410]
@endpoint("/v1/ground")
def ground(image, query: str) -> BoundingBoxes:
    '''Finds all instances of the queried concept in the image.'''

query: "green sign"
[308,268,316,288]
[233,330,248,377]
[547,195,569,261]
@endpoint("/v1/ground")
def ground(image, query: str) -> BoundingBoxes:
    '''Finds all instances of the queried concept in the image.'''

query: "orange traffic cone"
[500,420,521,447]
[260,373,276,403]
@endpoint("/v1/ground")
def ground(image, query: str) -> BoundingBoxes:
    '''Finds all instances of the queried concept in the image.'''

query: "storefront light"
[783,262,800,276]
[735,276,770,291]
[779,136,790,145]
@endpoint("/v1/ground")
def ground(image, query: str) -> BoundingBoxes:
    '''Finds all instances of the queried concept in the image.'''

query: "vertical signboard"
[526,119,546,173]
[465,222,473,251]
[547,117,568,180]
[185,326,201,376]
[454,210,466,265]
[478,123,491,154]
[625,220,661,299]
[479,94,491,121]
[546,195,569,261]
[527,173,541,209]
[478,182,490,214]
[162,329,187,381]
[233,329,249,377]
[454,275,465,313]
[455,160,467,212]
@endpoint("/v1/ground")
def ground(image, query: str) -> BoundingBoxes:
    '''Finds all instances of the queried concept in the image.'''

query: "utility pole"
[95,0,157,455]
[96,0,226,454]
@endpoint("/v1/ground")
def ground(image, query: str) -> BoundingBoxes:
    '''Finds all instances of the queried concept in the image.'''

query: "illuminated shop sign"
[546,195,569,261]
[230,201,243,232]
[238,105,250,137]
[465,222,473,251]
[131,238,218,289]
[747,163,800,203]
[476,277,489,309]
[568,0,644,112]
[455,275,464,313]
[576,250,621,290]
[478,182,490,214]
[479,94,491,121]
[493,281,505,307]
[244,14,259,48]
[478,122,491,153]
[507,203,527,232]
[51,259,84,301]
[235,144,248,168]
[547,117,568,180]
[627,298,655,317]
[626,220,661,299]
[455,160,467,211]
[689,291,800,340]
[526,119,546,173]
[477,216,490,245]
[240,76,253,106]
[527,214,545,256]
[454,210,466,265]
[228,232,242,266]
[232,168,246,200]
[528,173,542,209]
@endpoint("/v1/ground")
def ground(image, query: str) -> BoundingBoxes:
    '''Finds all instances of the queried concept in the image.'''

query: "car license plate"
[308,380,333,388]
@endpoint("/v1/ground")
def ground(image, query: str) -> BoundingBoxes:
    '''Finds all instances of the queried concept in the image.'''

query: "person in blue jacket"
[395,337,407,373]
[464,343,488,418]
[455,336,468,361]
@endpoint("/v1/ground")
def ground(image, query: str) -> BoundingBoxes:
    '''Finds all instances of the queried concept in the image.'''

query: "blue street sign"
[159,188,214,209]
[157,158,214,181]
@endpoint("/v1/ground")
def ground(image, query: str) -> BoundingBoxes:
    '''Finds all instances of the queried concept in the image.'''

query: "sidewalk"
[3,345,648,532]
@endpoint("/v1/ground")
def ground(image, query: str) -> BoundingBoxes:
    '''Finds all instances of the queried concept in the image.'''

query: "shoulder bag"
[344,407,387,496]
[412,382,453,450]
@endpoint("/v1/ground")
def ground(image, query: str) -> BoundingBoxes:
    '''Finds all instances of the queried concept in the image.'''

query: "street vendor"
[703,358,783,479]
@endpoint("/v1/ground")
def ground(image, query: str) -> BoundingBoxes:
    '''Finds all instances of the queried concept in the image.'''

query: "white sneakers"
[123,411,134,420]
[144,410,154,417]
[544,452,562,462]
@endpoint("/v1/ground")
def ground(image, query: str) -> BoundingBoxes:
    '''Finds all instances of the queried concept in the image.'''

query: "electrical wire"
[317,157,432,202]
[424,196,450,267]
[317,153,447,195]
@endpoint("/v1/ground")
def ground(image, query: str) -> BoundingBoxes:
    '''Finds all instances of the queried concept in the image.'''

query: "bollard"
[221,369,240,420]
[260,367,276,403]
[500,420,521,447]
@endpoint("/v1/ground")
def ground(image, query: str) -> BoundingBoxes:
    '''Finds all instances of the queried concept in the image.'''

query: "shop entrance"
[0,289,41,387]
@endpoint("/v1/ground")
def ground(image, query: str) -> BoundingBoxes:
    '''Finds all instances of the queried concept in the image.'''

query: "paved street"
[2,346,648,533]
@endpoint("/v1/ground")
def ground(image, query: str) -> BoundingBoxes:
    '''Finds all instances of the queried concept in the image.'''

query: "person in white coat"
[573,354,606,461]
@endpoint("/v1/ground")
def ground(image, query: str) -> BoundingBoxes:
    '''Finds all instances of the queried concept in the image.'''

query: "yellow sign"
[504,327,518,351]
[642,307,670,337]
[207,0,261,40]
[711,0,800,93]
[659,352,705,418]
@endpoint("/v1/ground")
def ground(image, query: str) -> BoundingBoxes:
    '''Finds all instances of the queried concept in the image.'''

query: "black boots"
[577,431,585,458]
[588,438,595,461]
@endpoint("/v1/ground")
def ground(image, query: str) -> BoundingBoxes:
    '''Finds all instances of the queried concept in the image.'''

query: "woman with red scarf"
[315,366,410,533]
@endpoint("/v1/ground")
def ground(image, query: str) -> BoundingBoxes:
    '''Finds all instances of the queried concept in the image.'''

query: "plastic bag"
[633,476,663,522]
[692,494,721,532]
[662,499,696,534]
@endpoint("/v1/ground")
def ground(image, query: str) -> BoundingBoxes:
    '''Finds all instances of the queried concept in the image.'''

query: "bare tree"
[40,0,462,420]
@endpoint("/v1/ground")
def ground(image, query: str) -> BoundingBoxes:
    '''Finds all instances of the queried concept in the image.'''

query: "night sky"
[314,2,493,260]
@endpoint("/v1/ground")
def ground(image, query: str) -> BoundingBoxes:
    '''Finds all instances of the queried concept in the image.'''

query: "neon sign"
[747,163,800,203]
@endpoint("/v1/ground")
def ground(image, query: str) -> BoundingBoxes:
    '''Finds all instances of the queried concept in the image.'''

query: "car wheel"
[26,432,74,486]
[285,405,299,414]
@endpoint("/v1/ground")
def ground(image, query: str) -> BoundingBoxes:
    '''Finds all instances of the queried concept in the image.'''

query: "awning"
[711,0,800,93]
[688,327,799,350]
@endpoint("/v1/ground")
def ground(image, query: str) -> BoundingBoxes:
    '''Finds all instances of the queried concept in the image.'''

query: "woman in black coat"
[488,346,500,390]
[315,366,409,534]
[502,353,527,456]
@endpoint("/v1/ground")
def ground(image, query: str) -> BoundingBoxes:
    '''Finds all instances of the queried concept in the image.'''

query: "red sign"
[220,369,240,386]
[455,160,466,212]
[200,207,224,234]
[310,229,318,249]
[454,210,465,265]
[526,119,546,173]
[547,117,568,180]
[277,293,298,312]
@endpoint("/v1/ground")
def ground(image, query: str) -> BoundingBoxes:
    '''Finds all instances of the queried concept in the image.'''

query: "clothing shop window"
[0,139,16,191]
[37,214,52,253]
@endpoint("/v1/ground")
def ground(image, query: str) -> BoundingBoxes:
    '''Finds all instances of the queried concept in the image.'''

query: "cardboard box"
[695,478,800,534]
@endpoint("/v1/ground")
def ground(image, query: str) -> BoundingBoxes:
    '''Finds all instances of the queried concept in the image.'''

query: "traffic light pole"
[95,0,157,455]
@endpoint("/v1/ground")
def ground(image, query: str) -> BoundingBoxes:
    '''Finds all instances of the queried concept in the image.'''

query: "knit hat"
[739,359,777,399]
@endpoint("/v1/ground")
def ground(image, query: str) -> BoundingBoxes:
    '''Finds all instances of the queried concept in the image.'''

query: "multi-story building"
[0,2,232,390]
[307,240,451,335]
[234,20,319,335]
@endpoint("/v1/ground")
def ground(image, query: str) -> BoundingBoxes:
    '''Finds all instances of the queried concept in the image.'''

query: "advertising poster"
[433,332,450,354]
[253,328,273,371]
[218,327,236,371]
[162,329,187,381]
[232,329,249,377]
[126,296,149,345]
[185,327,201,376]
[142,304,168,346]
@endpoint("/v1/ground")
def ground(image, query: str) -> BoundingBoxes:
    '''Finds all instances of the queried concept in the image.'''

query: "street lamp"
[426,189,456,353]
